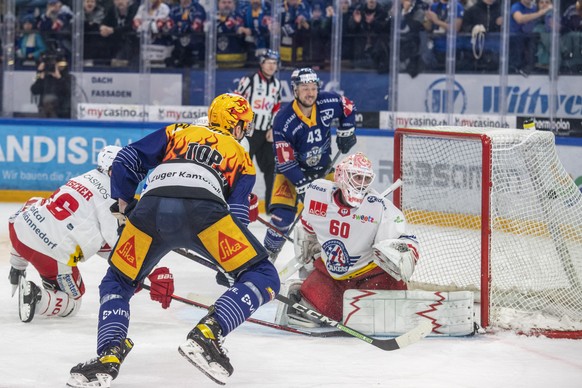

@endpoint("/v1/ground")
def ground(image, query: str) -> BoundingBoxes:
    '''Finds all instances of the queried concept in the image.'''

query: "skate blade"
[66,373,112,388]
[178,342,229,385]
[18,279,34,323]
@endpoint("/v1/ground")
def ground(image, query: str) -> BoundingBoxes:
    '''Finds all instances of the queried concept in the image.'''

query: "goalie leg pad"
[342,290,475,336]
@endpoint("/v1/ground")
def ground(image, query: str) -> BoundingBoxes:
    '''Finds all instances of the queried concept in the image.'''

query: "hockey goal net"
[394,126,582,338]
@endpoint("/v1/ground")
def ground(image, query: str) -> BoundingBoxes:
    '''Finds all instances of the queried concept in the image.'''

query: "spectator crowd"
[10,0,582,75]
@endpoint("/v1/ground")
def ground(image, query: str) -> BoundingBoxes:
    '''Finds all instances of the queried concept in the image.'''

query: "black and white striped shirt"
[235,70,282,132]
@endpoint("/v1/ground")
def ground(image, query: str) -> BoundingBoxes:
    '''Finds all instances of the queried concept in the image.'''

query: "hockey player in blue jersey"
[67,93,280,387]
[263,68,358,259]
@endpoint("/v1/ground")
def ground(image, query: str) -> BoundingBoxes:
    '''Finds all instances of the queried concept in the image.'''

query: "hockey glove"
[336,127,357,154]
[110,199,138,234]
[9,266,26,297]
[147,267,174,309]
[295,175,316,202]
[248,193,259,223]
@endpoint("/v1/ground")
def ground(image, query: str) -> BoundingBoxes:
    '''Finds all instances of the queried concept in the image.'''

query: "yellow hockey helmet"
[208,93,254,135]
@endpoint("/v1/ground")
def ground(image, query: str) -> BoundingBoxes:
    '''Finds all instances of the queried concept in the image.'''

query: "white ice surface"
[1,203,582,388]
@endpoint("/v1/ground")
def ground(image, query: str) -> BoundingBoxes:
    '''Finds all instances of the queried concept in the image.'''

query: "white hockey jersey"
[302,179,417,280]
[10,169,119,266]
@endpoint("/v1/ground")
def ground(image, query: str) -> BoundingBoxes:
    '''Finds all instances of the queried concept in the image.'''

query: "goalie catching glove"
[372,239,419,282]
[147,267,174,309]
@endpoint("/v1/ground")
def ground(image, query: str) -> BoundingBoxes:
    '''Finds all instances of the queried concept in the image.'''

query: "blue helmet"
[290,68,320,91]
[259,49,280,64]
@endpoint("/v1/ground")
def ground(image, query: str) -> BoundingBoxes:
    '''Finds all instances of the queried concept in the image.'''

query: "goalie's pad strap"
[342,290,475,337]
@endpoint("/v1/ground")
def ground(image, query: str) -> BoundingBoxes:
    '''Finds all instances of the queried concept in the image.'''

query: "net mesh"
[398,127,582,334]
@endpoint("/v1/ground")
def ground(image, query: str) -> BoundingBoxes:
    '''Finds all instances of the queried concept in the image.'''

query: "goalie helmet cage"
[393,126,582,339]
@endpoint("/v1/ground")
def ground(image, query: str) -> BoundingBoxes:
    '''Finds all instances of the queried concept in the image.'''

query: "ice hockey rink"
[1,202,582,388]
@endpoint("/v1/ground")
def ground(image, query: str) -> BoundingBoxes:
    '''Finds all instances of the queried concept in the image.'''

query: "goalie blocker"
[343,289,475,337]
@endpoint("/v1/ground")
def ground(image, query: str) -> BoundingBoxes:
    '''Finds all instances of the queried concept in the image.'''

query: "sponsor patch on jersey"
[67,245,84,266]
[218,231,249,261]
[198,214,257,272]
[341,95,354,117]
[274,180,293,199]
[110,220,152,280]
[275,141,295,163]
[352,214,377,224]
[308,200,328,217]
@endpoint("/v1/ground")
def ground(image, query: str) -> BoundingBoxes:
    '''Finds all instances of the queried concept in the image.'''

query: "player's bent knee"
[238,259,281,303]
[99,267,137,300]
[269,207,296,227]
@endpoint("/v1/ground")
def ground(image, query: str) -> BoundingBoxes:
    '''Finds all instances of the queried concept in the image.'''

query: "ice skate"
[178,309,233,385]
[67,338,134,388]
[18,279,40,323]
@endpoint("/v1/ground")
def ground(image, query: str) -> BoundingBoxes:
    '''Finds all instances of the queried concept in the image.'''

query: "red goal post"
[393,126,582,338]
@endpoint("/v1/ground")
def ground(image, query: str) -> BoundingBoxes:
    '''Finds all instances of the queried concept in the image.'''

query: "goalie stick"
[140,283,348,337]
[277,178,404,282]
[173,248,433,351]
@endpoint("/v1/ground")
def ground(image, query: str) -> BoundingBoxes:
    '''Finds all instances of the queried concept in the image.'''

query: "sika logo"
[308,200,328,217]
[116,236,137,268]
[274,181,293,199]
[218,232,248,262]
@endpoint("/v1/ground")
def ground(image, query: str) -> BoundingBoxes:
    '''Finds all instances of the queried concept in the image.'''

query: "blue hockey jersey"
[272,90,356,186]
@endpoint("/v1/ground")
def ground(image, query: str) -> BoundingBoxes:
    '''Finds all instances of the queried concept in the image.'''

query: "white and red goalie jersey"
[9,169,119,266]
[301,179,418,280]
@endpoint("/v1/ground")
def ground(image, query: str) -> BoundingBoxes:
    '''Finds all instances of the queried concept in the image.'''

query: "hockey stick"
[278,178,404,282]
[174,248,433,351]
[256,216,295,243]
[270,151,342,263]
[140,283,345,337]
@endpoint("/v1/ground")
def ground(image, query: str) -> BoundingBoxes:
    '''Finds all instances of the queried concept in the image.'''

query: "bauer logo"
[308,200,328,217]
[425,79,467,114]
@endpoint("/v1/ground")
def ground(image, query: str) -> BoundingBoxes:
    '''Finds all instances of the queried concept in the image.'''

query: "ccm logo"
[308,201,328,217]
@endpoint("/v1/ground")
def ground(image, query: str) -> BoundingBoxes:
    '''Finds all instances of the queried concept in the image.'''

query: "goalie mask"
[334,152,375,207]
[208,93,255,139]
[97,145,122,174]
